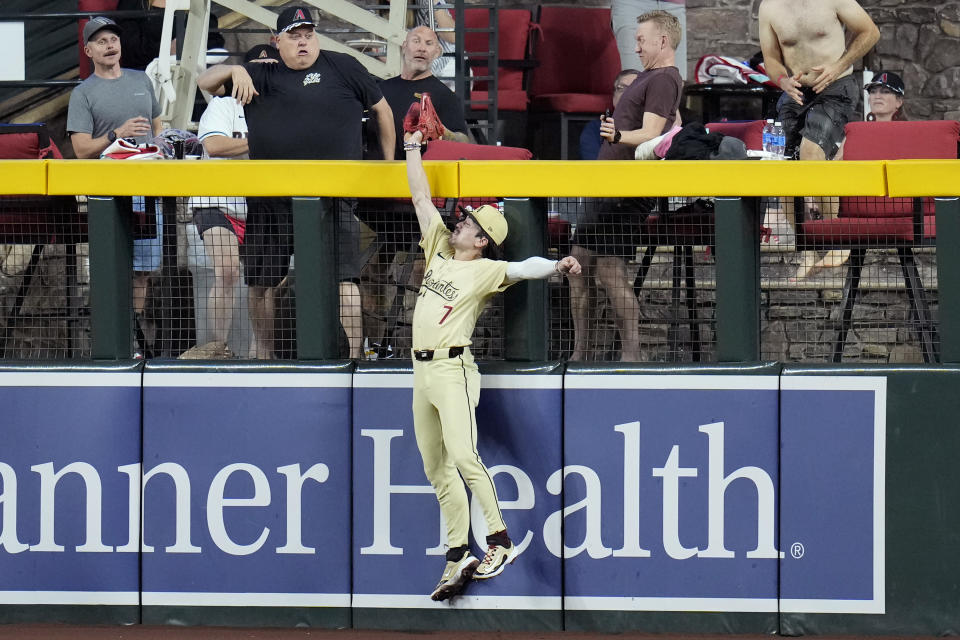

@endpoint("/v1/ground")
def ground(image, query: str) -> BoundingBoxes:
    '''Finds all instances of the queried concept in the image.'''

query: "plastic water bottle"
[762,119,774,157]
[772,121,786,160]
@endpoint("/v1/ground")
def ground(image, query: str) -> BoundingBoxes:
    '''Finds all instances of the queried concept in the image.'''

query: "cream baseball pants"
[412,350,506,548]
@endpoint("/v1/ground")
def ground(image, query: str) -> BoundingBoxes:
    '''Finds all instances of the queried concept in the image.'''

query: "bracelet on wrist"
[555,260,561,272]
[403,142,422,152]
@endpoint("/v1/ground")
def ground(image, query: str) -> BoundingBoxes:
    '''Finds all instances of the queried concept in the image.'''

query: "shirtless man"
[758,0,879,278]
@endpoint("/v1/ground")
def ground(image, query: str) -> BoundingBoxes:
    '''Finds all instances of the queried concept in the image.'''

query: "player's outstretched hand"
[404,130,424,145]
[557,256,581,276]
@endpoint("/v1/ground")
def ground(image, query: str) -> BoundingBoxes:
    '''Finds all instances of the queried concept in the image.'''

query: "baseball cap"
[469,204,508,246]
[865,71,905,96]
[276,6,315,34]
[244,44,281,63]
[83,16,121,43]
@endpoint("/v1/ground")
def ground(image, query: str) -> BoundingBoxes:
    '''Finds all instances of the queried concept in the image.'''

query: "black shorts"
[193,207,241,238]
[239,197,363,288]
[571,197,656,259]
[777,74,859,160]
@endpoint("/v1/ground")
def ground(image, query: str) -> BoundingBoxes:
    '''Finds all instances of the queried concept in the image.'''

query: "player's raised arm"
[404,130,442,237]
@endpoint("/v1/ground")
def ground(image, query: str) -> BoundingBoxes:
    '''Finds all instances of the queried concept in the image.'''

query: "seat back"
[841,120,960,218]
[464,9,532,94]
[0,124,64,159]
[0,124,78,244]
[422,140,533,161]
[704,120,764,151]
[423,141,531,209]
[528,6,620,112]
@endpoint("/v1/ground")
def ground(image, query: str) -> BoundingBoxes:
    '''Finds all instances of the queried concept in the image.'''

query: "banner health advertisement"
[0,371,883,614]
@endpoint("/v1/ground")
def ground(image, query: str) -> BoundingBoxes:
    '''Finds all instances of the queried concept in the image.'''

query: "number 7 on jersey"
[439,305,453,325]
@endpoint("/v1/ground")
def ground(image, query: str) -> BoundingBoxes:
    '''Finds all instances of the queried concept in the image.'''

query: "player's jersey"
[412,216,510,351]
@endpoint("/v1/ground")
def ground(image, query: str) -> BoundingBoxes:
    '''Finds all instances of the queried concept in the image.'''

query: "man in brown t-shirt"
[569,10,683,362]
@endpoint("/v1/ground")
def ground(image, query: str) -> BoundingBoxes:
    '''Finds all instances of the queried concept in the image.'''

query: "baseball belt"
[412,346,466,361]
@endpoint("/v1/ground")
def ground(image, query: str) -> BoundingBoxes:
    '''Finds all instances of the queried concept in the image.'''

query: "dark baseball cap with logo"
[244,44,281,63]
[83,16,121,43]
[865,71,905,96]
[276,6,315,34]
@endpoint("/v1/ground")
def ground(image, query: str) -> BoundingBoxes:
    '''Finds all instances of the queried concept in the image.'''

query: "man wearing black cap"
[68,15,164,357]
[197,5,394,161]
[197,7,394,359]
[68,16,162,159]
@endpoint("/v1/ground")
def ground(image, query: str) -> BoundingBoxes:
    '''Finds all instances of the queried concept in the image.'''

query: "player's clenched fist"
[557,256,581,275]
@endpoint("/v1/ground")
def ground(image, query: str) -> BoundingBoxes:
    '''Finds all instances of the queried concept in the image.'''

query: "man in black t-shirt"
[370,26,469,160]
[198,6,395,359]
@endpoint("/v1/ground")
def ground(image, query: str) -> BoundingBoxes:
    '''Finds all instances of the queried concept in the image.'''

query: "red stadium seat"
[463,8,534,113]
[704,120,765,151]
[527,6,621,159]
[796,119,960,362]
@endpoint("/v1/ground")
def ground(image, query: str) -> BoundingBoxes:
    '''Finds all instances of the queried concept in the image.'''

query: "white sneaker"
[474,541,518,580]
[430,550,479,601]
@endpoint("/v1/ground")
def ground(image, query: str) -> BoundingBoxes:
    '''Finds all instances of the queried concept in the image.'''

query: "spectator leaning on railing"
[182,44,283,360]
[67,16,163,358]
[568,11,682,362]
[197,6,396,360]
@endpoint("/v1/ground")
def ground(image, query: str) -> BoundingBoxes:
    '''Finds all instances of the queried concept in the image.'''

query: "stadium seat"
[703,119,765,152]
[796,119,960,362]
[527,6,621,159]
[463,9,535,114]
[624,121,764,361]
[0,124,86,357]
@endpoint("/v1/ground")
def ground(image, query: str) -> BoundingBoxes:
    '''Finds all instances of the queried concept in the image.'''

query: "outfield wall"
[1,361,956,636]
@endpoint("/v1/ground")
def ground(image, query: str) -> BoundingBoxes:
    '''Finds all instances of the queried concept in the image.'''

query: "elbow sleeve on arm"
[506,256,556,281]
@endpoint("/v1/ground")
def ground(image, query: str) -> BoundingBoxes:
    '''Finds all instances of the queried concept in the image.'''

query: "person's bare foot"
[790,251,820,282]
[815,249,849,269]
[790,249,849,282]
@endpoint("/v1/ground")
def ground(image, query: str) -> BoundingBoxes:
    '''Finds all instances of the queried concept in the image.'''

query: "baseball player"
[403,128,581,601]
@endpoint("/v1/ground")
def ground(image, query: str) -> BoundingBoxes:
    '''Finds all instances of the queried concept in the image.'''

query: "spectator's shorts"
[571,197,657,259]
[778,74,859,160]
[193,207,246,242]
[240,197,363,288]
[133,196,162,273]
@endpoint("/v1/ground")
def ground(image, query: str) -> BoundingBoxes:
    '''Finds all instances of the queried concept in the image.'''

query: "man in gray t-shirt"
[68,16,163,357]
[67,16,161,159]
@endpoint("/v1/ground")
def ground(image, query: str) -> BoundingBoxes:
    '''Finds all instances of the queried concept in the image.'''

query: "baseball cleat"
[430,550,479,601]
[473,541,518,579]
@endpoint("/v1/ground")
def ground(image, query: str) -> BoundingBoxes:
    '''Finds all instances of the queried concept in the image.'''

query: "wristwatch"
[107,129,117,143]
[612,129,622,144]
